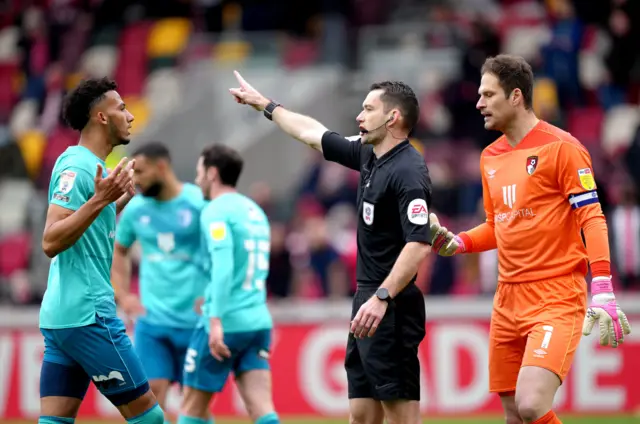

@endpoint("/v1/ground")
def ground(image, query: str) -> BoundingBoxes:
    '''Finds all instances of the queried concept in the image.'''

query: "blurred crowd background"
[0,0,639,306]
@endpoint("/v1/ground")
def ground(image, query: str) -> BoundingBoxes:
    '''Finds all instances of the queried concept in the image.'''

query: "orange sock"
[531,410,561,424]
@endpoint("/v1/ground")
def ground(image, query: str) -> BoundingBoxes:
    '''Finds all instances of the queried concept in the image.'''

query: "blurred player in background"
[111,141,209,420]
[178,145,279,424]
[39,78,165,424]
[430,54,631,424]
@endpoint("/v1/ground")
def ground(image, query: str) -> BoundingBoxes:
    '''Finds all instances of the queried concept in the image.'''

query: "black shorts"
[345,283,426,401]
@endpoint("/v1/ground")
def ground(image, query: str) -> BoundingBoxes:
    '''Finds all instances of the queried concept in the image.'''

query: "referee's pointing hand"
[229,70,270,112]
[351,296,388,338]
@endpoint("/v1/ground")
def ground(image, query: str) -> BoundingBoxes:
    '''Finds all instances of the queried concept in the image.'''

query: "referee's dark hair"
[201,144,244,188]
[62,77,118,131]
[369,81,420,133]
[132,142,171,162]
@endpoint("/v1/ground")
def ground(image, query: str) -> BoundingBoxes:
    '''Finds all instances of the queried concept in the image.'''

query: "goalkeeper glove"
[582,276,631,348]
[429,213,465,256]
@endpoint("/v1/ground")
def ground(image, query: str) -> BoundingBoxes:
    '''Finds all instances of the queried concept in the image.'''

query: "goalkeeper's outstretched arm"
[430,155,498,255]
[458,222,497,253]
[454,155,498,254]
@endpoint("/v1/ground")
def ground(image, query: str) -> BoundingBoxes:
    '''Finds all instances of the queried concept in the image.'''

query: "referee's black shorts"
[345,283,426,401]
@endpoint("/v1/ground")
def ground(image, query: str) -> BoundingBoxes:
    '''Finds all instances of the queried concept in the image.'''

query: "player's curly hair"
[62,77,118,131]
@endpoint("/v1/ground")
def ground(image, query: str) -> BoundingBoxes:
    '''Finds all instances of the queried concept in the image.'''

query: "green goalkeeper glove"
[429,213,463,256]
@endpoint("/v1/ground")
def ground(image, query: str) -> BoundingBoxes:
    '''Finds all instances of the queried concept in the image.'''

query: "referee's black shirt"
[321,131,433,289]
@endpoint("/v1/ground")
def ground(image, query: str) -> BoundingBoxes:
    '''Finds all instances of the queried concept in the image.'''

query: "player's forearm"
[205,275,231,319]
[271,106,327,151]
[205,251,234,318]
[458,222,497,253]
[116,193,133,215]
[111,245,132,301]
[42,197,110,258]
[580,213,611,279]
[380,242,431,298]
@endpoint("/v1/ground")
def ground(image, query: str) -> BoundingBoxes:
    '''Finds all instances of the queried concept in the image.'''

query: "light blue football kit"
[116,183,208,384]
[39,145,148,405]
[183,192,273,393]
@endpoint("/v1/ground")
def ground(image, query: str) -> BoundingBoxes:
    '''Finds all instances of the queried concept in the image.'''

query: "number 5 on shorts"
[184,348,198,373]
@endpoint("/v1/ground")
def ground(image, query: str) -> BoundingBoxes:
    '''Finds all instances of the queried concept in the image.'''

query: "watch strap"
[264,101,281,121]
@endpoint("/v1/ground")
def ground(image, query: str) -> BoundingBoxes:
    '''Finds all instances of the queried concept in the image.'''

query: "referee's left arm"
[380,166,432,298]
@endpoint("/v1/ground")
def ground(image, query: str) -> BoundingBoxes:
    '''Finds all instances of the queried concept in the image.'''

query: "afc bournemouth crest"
[526,156,538,175]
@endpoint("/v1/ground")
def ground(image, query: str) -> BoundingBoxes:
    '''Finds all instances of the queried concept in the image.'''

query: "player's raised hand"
[209,318,231,361]
[429,213,464,256]
[229,70,270,112]
[107,167,136,197]
[94,157,136,205]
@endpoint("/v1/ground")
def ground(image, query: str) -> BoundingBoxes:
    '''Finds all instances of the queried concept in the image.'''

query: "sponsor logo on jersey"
[407,199,429,225]
[533,349,547,358]
[494,208,537,223]
[157,232,175,252]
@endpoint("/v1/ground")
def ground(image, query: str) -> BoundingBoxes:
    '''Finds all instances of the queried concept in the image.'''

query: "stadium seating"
[17,129,46,180]
[0,0,639,303]
[602,105,640,158]
[0,231,30,277]
[80,45,119,79]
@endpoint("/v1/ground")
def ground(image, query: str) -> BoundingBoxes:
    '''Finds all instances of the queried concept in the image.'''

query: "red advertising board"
[1,318,639,419]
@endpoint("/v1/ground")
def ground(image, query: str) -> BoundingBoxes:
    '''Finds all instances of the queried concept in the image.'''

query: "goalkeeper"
[430,54,630,424]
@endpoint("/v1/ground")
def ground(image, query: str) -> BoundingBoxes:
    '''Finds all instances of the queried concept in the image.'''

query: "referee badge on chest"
[363,201,374,225]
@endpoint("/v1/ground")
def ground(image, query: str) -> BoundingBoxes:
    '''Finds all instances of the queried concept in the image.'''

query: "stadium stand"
[0,0,639,305]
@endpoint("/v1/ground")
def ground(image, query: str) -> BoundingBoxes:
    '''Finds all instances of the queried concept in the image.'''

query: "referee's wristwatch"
[263,100,281,121]
[375,287,391,302]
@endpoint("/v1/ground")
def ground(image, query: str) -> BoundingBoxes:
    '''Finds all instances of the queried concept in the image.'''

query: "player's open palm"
[209,320,231,361]
[229,70,268,111]
[94,157,135,204]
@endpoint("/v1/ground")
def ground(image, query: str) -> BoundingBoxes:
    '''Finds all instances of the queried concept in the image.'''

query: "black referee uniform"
[321,130,432,402]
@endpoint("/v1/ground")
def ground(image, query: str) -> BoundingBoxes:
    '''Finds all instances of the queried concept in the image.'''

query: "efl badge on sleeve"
[526,156,538,176]
[209,222,227,241]
[578,168,596,190]
[59,170,76,194]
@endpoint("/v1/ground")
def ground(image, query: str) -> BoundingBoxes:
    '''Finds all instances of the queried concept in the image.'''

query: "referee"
[230,71,446,424]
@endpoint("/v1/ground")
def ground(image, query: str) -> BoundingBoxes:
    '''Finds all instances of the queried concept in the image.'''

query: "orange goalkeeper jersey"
[477,120,604,283]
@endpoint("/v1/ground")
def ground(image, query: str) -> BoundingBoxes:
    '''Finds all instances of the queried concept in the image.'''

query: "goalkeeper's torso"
[481,120,600,284]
